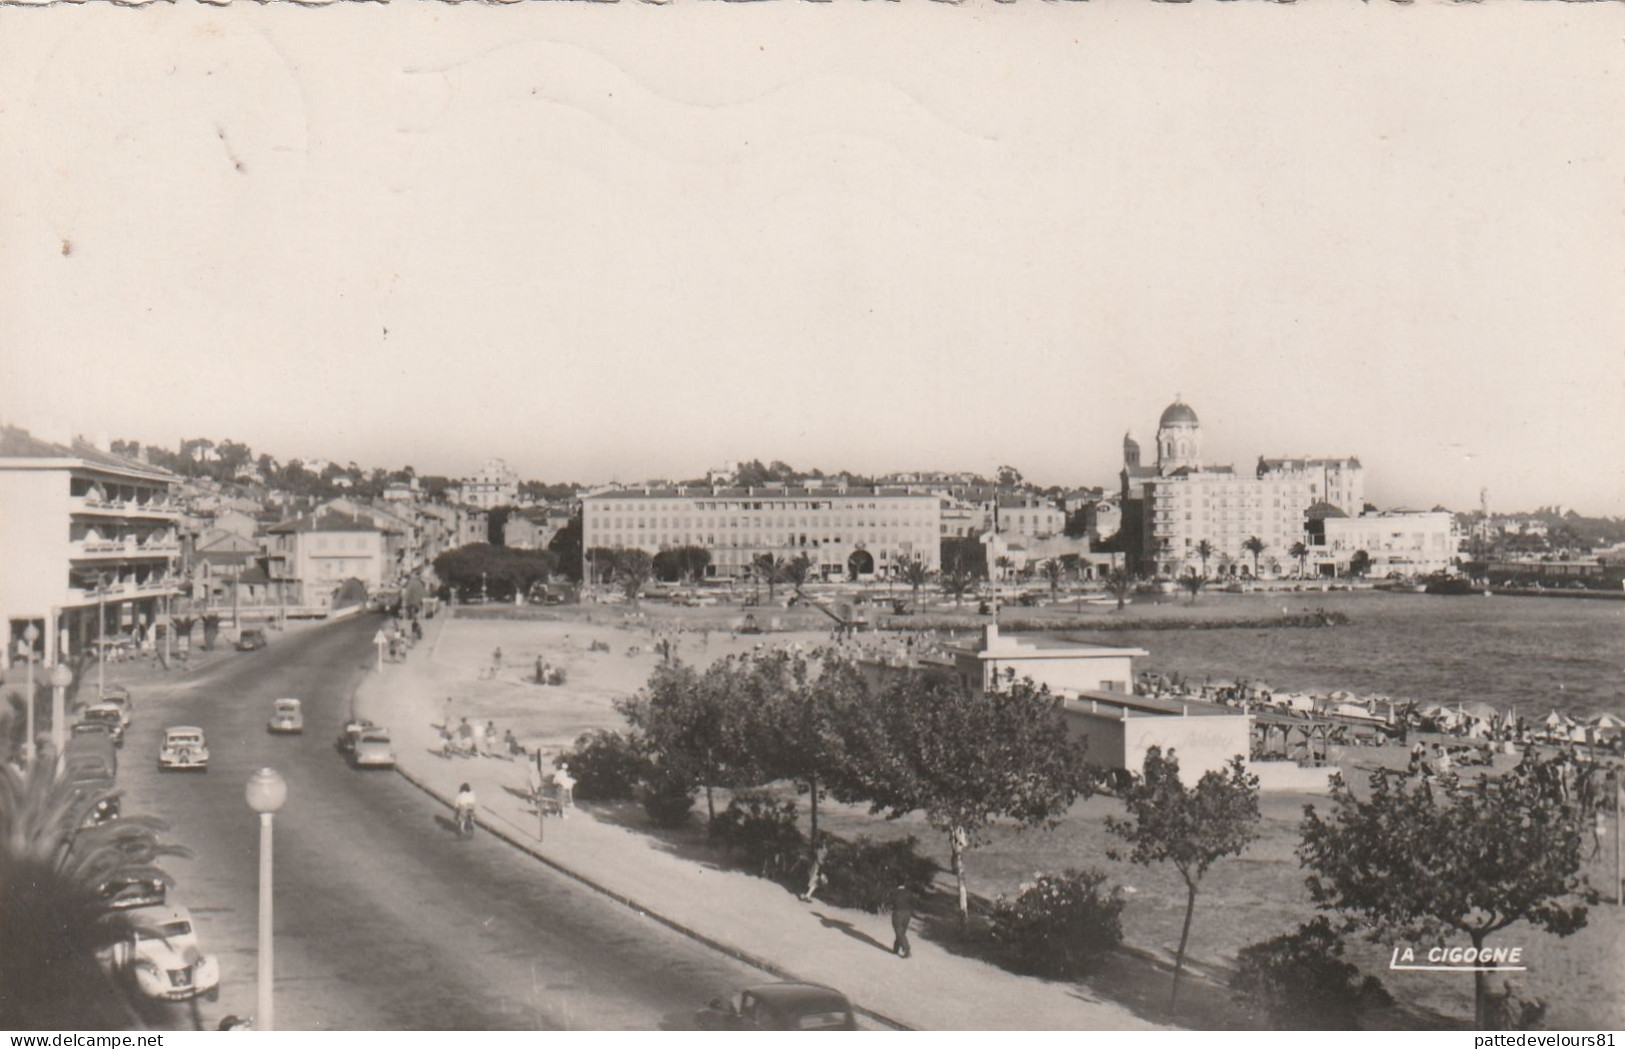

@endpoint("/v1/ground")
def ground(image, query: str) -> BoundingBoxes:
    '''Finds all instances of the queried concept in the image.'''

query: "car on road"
[267,698,304,734]
[694,983,858,1031]
[158,727,209,771]
[100,904,221,1002]
[93,689,134,729]
[79,703,127,745]
[236,627,269,652]
[350,728,396,769]
[335,717,376,755]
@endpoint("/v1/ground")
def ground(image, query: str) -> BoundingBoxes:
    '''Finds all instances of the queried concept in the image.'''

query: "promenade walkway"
[351,612,1163,1032]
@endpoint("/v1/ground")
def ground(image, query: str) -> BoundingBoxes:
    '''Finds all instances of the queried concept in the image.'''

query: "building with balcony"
[582,485,941,580]
[0,425,184,667]
[1257,456,1365,516]
[1308,509,1456,578]
[1120,399,1317,578]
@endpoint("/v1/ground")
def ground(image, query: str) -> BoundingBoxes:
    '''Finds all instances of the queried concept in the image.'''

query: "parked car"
[79,793,121,829]
[695,983,857,1031]
[158,727,209,771]
[350,728,395,769]
[236,628,268,652]
[79,703,127,745]
[64,733,118,784]
[100,904,221,1002]
[94,689,134,729]
[335,718,376,756]
[100,872,166,911]
[267,698,304,734]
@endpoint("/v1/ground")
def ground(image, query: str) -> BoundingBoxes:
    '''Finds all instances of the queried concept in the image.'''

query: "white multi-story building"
[1121,399,1317,578]
[264,507,392,610]
[1311,509,1457,578]
[458,458,519,509]
[582,486,941,580]
[0,426,185,666]
[1257,456,1365,516]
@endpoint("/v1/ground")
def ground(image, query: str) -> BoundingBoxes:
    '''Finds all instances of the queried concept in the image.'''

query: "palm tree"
[994,555,1014,583]
[941,553,976,607]
[1194,539,1214,580]
[784,553,813,588]
[1243,536,1266,579]
[897,555,933,606]
[1181,569,1206,604]
[1038,559,1063,603]
[1289,541,1309,578]
[0,760,187,1027]
[1105,567,1133,611]
[751,554,787,600]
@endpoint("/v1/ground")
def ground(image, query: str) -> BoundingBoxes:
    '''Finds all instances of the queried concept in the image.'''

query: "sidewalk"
[352,613,1164,1032]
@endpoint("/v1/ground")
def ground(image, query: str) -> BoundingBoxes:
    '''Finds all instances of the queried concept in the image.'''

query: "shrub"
[1231,917,1394,1029]
[820,835,938,914]
[558,729,647,801]
[709,790,805,882]
[989,868,1125,977]
[641,765,697,827]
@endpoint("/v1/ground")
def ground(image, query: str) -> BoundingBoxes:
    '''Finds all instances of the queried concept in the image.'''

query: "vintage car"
[158,727,209,771]
[350,728,396,769]
[267,698,304,734]
[64,734,118,784]
[94,690,134,729]
[79,703,127,745]
[236,628,269,652]
[79,793,122,829]
[335,717,376,755]
[695,983,858,1031]
[100,904,221,1002]
[100,872,166,911]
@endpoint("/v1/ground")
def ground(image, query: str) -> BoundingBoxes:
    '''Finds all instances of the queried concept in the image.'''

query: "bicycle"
[454,806,476,839]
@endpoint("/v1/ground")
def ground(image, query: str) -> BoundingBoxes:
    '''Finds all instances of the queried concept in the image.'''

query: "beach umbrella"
[1586,712,1625,731]
[1461,701,1499,722]
[1543,709,1573,729]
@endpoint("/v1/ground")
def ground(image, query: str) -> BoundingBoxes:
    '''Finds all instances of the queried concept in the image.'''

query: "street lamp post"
[47,663,74,761]
[19,624,40,765]
[245,768,287,1031]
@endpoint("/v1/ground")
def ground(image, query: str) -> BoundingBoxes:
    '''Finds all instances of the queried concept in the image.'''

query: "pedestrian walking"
[888,883,915,958]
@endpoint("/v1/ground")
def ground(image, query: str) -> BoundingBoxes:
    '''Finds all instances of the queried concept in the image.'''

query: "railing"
[71,538,181,559]
[72,495,181,517]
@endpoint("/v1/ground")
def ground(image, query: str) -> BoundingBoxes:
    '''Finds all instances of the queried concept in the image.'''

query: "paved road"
[110,615,764,1031]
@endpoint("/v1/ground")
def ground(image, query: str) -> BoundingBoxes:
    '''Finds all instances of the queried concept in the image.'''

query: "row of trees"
[598,652,1093,929]
[432,544,558,601]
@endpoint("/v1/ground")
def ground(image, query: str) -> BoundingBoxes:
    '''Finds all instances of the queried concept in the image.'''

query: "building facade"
[263,508,391,611]
[1311,509,1456,578]
[0,427,184,667]
[1121,399,1316,578]
[458,458,519,509]
[581,485,941,580]
[1257,456,1365,516]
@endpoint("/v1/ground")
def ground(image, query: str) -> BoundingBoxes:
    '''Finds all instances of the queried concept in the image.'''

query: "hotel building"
[0,426,185,667]
[581,485,941,580]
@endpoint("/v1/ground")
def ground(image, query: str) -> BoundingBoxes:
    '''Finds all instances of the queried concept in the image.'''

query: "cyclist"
[454,783,478,836]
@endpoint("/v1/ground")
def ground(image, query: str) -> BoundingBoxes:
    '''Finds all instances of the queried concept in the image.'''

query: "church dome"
[1159,400,1198,427]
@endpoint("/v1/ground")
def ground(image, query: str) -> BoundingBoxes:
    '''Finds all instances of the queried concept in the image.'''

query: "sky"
[1,2,1620,515]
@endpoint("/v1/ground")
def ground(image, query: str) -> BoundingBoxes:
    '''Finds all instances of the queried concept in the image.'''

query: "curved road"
[113,615,763,1030]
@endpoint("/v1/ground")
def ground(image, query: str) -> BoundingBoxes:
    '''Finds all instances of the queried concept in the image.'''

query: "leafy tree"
[784,553,813,587]
[1290,540,1310,578]
[201,614,221,650]
[1194,539,1214,579]
[996,464,1024,487]
[940,558,977,608]
[613,548,653,603]
[1105,567,1133,611]
[1347,549,1372,579]
[1299,764,1590,1027]
[737,652,873,873]
[751,554,787,600]
[0,759,188,1027]
[848,672,1093,929]
[1180,570,1205,605]
[584,547,619,586]
[547,515,584,582]
[1107,747,1260,1008]
[994,555,1014,582]
[653,546,712,584]
[433,544,556,602]
[1243,536,1266,578]
[618,660,755,822]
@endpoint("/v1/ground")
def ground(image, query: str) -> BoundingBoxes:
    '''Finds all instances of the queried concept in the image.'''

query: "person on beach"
[889,883,915,958]
[553,763,575,809]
